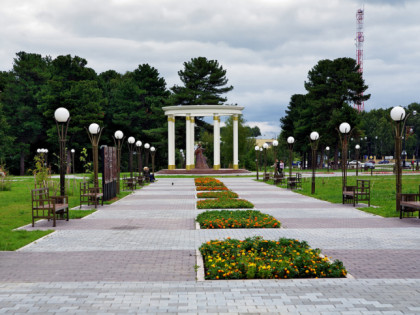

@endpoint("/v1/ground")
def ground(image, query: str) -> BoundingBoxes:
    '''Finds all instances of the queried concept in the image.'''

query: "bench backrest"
[32,187,51,209]
[357,180,370,193]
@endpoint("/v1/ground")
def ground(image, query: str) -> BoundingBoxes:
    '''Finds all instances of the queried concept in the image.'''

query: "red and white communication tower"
[355,8,365,112]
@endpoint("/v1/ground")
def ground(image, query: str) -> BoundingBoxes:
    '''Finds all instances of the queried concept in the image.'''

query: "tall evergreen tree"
[170,56,233,105]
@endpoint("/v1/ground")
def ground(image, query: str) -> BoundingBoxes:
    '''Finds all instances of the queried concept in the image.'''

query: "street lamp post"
[127,137,135,180]
[355,144,360,176]
[310,131,320,194]
[71,149,75,174]
[287,136,295,178]
[326,146,330,173]
[339,122,351,191]
[136,140,142,177]
[150,146,156,175]
[54,107,70,196]
[390,106,415,211]
[254,146,260,180]
[144,143,150,167]
[263,143,268,181]
[113,130,124,194]
[272,140,279,175]
[87,123,102,189]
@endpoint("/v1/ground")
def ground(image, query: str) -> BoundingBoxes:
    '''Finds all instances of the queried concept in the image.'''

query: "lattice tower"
[355,8,365,112]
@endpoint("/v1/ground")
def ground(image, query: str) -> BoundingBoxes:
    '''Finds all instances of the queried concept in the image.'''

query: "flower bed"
[196,186,229,191]
[197,198,254,209]
[199,236,347,280]
[195,177,225,187]
[196,210,280,229]
[197,191,238,199]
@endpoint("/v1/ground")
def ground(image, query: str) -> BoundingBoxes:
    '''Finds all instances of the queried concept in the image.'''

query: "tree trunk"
[20,150,25,176]
[334,144,339,170]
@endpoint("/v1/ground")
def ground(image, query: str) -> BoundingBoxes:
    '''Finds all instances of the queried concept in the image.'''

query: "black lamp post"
[87,123,103,189]
[263,143,268,181]
[254,145,260,180]
[272,140,279,175]
[390,106,415,211]
[339,122,351,191]
[71,149,75,174]
[309,131,320,194]
[355,144,360,176]
[287,136,295,178]
[144,143,150,167]
[127,136,136,180]
[54,107,70,196]
[150,146,156,175]
[135,140,143,176]
[325,146,330,173]
[113,130,124,194]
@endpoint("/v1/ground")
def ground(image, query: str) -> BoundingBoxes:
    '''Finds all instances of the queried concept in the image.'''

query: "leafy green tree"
[220,116,254,169]
[1,52,51,174]
[0,103,14,162]
[37,54,105,173]
[170,57,233,105]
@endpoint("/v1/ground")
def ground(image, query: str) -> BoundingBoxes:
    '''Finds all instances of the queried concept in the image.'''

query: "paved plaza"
[1,177,420,314]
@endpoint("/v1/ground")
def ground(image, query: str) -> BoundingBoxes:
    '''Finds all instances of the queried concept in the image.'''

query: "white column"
[168,115,176,170]
[233,114,239,170]
[185,115,191,170]
[213,114,220,170]
[190,117,195,168]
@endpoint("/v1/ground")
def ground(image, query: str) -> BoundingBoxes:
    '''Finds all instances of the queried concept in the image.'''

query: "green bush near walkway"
[0,176,130,251]
[268,175,420,217]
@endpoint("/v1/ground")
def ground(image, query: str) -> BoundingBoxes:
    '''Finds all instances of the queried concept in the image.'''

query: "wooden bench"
[123,176,137,191]
[137,175,145,186]
[273,173,285,185]
[80,182,104,208]
[398,186,420,219]
[263,172,273,182]
[287,173,302,190]
[342,179,370,207]
[31,187,69,227]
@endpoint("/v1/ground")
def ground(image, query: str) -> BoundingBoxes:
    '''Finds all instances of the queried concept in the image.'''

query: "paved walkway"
[1,177,420,314]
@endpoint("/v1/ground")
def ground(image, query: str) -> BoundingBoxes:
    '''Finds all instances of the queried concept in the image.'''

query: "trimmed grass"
[196,210,281,229]
[197,198,254,209]
[269,174,420,217]
[199,236,347,280]
[0,176,131,251]
[197,191,238,199]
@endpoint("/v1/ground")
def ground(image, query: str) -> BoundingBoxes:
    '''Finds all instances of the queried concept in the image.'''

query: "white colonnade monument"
[162,105,244,170]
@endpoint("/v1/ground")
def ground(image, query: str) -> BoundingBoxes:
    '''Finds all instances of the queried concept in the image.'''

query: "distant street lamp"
[127,136,135,180]
[113,130,124,194]
[272,140,279,175]
[355,144,360,176]
[254,145,260,180]
[136,140,143,177]
[150,146,156,175]
[144,143,150,167]
[54,107,70,196]
[310,131,320,194]
[338,122,351,191]
[287,136,295,178]
[71,149,75,174]
[263,143,268,180]
[325,146,330,173]
[87,123,102,188]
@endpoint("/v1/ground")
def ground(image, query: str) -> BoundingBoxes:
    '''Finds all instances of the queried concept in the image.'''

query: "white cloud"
[1,0,420,131]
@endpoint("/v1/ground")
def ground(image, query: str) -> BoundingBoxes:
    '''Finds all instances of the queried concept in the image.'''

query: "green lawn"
[0,176,131,251]
[268,174,420,217]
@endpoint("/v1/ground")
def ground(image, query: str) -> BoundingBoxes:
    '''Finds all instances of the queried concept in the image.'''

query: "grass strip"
[197,198,254,209]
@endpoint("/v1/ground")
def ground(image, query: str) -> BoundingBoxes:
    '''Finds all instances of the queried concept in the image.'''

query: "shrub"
[196,186,229,191]
[196,210,280,229]
[195,177,225,187]
[199,236,347,280]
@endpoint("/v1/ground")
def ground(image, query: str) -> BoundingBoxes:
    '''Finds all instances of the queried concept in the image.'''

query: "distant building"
[255,139,276,148]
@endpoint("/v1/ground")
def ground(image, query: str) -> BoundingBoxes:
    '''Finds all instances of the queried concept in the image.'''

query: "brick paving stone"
[0,250,196,282]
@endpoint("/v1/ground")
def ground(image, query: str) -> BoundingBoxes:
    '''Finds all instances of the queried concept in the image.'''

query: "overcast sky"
[1,0,419,138]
